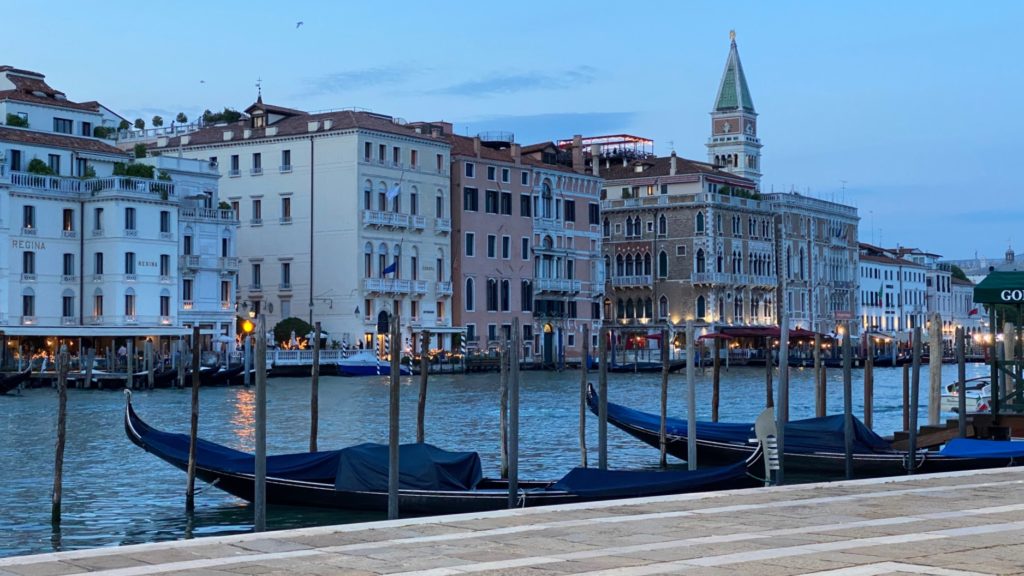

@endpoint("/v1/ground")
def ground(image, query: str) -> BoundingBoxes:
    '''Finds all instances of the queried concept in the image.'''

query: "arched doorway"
[543,322,554,366]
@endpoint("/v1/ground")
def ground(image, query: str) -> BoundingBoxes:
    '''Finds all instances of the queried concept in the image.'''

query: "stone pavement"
[3,466,1024,576]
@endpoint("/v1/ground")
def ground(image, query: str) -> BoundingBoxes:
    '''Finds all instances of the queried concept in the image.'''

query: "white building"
[858,243,927,336]
[159,98,454,350]
[0,65,236,362]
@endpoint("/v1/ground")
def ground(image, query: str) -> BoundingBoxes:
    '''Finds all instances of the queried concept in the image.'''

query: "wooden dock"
[4,466,1023,575]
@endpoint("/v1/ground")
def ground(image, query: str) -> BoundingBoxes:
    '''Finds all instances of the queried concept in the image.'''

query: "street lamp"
[242,316,254,387]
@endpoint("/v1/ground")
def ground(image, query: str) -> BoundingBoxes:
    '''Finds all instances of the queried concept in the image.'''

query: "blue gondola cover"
[550,459,748,498]
[940,438,1024,459]
[334,443,482,492]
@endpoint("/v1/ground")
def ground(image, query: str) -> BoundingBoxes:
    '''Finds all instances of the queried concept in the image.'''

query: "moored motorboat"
[940,377,990,413]
[336,350,411,377]
[586,383,1015,477]
[124,392,766,514]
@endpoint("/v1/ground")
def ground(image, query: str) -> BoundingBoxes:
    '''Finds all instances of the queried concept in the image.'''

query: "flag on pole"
[968,308,979,316]
[383,261,397,275]
[387,184,401,200]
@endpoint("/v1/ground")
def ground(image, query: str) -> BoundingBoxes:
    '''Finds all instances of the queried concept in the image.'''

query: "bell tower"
[707,31,762,187]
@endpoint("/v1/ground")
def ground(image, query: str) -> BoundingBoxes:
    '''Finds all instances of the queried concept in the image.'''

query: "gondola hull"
[125,394,764,515]
[0,369,31,395]
[587,383,1013,478]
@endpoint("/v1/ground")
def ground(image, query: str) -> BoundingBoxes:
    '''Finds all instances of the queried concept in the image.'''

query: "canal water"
[0,363,989,557]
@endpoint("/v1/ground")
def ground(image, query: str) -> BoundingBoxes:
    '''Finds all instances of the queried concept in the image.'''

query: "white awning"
[408,325,466,334]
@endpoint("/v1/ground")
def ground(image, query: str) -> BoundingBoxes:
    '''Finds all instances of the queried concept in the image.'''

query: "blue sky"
[10,1,1021,259]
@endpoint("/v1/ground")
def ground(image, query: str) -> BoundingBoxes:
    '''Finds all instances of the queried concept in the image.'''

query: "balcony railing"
[228,169,241,177]
[21,316,36,325]
[62,316,77,326]
[61,230,77,239]
[220,301,231,310]
[364,278,429,295]
[250,167,263,176]
[180,207,238,222]
[22,227,36,236]
[61,274,75,283]
[9,172,178,199]
[125,273,137,282]
[279,216,292,224]
[124,315,138,324]
[535,278,582,293]
[179,255,201,269]
[611,275,653,288]
[692,272,776,287]
[279,164,292,173]
[21,273,36,282]
[159,231,174,240]
[363,210,414,229]
[436,281,453,296]
[279,282,292,291]
[182,300,194,310]
[435,218,451,233]
[248,284,262,292]
[219,256,240,272]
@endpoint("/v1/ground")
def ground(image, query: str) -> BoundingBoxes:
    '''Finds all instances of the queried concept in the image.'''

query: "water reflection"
[230,388,255,450]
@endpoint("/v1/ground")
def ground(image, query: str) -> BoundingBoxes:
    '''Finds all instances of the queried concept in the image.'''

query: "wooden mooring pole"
[507,318,520,508]
[310,322,320,452]
[686,320,697,470]
[387,314,400,520]
[51,345,69,525]
[956,327,967,437]
[579,324,589,468]
[813,333,823,417]
[598,327,608,470]
[764,337,774,408]
[842,322,853,480]
[712,336,721,422]
[902,363,910,434]
[254,315,267,530]
[417,330,429,444]
[864,336,874,430]
[499,334,509,479]
[145,339,155,390]
[777,318,790,484]
[908,326,922,475]
[125,340,134,390]
[185,326,200,513]
[659,327,669,468]
[928,313,942,426]
[84,348,95,391]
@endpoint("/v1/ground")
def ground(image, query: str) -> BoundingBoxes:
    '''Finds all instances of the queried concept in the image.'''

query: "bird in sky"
[296,21,304,28]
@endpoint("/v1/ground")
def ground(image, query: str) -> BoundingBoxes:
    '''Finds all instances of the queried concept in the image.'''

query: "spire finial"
[729,29,736,43]
[255,76,262,98]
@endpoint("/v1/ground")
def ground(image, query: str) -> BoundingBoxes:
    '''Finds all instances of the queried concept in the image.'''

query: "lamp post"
[242,315,254,387]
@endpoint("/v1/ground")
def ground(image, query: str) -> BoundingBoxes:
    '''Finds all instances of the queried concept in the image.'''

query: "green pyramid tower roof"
[714,34,755,113]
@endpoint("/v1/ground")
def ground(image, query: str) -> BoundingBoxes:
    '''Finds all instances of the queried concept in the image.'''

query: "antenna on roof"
[255,77,263,98]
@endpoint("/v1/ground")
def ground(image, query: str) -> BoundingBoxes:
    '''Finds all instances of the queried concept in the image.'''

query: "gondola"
[0,368,32,395]
[586,383,1016,478]
[125,392,767,515]
[588,358,687,373]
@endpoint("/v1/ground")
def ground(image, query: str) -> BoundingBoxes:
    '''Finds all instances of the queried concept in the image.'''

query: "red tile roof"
[0,126,128,156]
[0,68,101,112]
[160,104,447,148]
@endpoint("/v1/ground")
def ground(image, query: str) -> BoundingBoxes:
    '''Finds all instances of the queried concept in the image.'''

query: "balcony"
[93,274,103,282]
[436,281,453,296]
[88,316,103,325]
[21,273,36,282]
[180,207,238,223]
[160,315,172,325]
[535,278,582,293]
[279,164,292,173]
[61,230,77,239]
[159,275,172,283]
[220,301,231,310]
[92,229,104,237]
[20,316,36,325]
[363,210,416,230]
[21,227,36,236]
[159,231,174,240]
[435,218,451,234]
[250,218,263,226]
[218,256,240,272]
[125,229,138,238]
[250,167,263,176]
[124,315,138,324]
[692,272,775,287]
[279,216,292,224]
[182,300,194,311]
[611,275,653,288]
[248,283,262,292]
[364,278,429,295]
[62,316,76,326]
[279,282,292,291]
[228,169,241,177]
[9,172,179,200]
[61,274,75,283]
[125,273,137,282]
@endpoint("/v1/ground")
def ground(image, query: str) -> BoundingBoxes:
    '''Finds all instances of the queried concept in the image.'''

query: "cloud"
[456,111,637,144]
[305,65,418,96]
[434,66,597,97]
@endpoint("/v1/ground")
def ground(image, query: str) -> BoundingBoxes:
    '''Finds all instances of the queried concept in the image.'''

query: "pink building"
[449,131,603,367]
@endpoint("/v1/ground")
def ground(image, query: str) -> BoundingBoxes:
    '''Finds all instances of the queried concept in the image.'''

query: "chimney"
[670,151,677,176]
[590,144,600,177]
[511,143,521,164]
[473,136,481,157]
[571,134,584,173]
[430,126,442,137]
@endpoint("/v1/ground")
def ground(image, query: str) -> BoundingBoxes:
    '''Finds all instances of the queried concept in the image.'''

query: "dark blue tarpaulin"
[593,389,894,455]
[940,438,1024,459]
[550,459,749,498]
[334,443,482,492]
